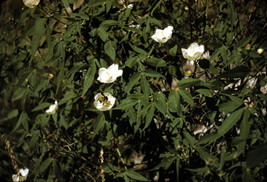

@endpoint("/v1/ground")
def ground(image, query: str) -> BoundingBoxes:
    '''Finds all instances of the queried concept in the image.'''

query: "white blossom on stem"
[151,26,173,43]
[94,92,116,111]
[181,42,204,62]
[12,168,29,182]
[97,64,123,83]
[23,0,40,8]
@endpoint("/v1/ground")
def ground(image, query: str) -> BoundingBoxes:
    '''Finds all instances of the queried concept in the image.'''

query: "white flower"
[23,0,40,8]
[46,101,58,114]
[246,77,257,89]
[151,26,173,43]
[12,168,29,182]
[97,64,123,83]
[201,50,210,60]
[127,4,134,8]
[94,92,116,111]
[181,42,205,62]
[257,48,264,54]
[260,83,267,94]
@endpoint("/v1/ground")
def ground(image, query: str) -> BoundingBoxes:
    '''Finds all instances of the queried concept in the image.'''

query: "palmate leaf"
[125,72,141,93]
[143,104,155,131]
[197,108,244,145]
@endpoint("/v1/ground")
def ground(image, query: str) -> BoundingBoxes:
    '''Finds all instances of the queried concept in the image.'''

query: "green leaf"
[151,156,176,170]
[178,89,194,107]
[129,44,147,55]
[124,169,149,181]
[240,109,252,140]
[82,60,96,96]
[97,27,109,42]
[169,44,177,56]
[219,94,243,113]
[140,76,150,96]
[246,143,267,168]
[104,41,116,61]
[32,102,51,112]
[61,0,70,9]
[155,92,167,115]
[12,111,29,132]
[12,87,26,101]
[143,70,164,78]
[146,57,166,67]
[176,157,180,181]
[177,78,201,88]
[219,101,243,113]
[88,0,110,7]
[195,147,219,166]
[125,56,140,68]
[39,158,53,173]
[242,169,257,182]
[217,108,244,136]
[143,104,155,130]
[197,133,220,145]
[168,90,181,114]
[31,18,46,56]
[0,109,19,122]
[59,114,68,129]
[94,113,106,135]
[114,99,139,110]
[196,89,212,97]
[219,66,250,78]
[183,131,196,146]
[125,72,141,93]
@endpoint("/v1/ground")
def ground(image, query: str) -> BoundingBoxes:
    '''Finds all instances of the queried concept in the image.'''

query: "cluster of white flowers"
[94,64,123,111]
[22,0,40,8]
[12,168,29,182]
[151,26,205,64]
[45,64,122,113]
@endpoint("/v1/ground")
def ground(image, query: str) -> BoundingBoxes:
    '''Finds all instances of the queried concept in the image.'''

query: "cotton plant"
[12,168,29,182]
[181,42,205,64]
[151,26,173,43]
[22,0,40,8]
[97,64,123,83]
[46,101,58,114]
[94,92,116,111]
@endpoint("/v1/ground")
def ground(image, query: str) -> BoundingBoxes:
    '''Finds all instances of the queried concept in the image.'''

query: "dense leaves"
[0,0,266,181]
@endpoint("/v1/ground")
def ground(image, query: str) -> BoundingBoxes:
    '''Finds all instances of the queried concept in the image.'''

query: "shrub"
[0,0,266,181]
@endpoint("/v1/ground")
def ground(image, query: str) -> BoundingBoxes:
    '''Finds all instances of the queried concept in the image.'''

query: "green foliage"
[0,0,266,181]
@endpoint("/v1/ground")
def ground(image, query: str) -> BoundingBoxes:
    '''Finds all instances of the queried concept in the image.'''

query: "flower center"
[98,96,108,103]
[161,32,166,39]
[189,49,196,55]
